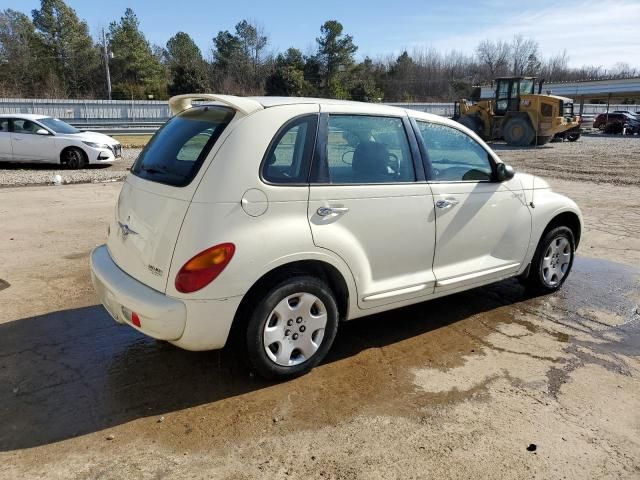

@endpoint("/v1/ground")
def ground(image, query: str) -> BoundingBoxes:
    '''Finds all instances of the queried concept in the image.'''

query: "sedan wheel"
[64,148,86,169]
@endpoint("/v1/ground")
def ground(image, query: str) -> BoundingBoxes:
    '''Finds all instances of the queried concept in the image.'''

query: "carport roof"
[481,77,640,99]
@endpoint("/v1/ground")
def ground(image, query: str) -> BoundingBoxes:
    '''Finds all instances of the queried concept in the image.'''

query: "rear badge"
[148,265,163,276]
[117,221,138,238]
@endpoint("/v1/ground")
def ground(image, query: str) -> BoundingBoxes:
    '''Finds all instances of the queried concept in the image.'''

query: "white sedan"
[0,114,121,168]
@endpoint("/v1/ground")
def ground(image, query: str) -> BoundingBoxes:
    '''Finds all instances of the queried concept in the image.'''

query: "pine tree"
[165,32,208,95]
[31,0,100,97]
[108,8,167,99]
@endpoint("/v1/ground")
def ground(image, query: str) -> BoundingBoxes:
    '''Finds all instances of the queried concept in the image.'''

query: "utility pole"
[102,28,112,100]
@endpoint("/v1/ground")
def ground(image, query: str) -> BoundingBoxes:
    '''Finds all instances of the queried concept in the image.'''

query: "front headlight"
[83,141,109,149]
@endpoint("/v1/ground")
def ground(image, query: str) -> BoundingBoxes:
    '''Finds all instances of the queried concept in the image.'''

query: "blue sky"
[4,0,639,68]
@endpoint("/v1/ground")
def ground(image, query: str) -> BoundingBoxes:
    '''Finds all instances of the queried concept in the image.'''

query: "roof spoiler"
[168,94,263,116]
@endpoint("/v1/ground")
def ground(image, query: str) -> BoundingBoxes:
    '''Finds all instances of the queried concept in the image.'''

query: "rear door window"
[262,115,318,184]
[132,106,234,187]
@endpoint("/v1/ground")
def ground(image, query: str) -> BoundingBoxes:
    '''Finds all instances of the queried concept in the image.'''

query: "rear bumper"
[90,245,241,350]
[91,245,186,340]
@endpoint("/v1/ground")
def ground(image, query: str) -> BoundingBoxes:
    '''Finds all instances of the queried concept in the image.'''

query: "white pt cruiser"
[91,94,582,379]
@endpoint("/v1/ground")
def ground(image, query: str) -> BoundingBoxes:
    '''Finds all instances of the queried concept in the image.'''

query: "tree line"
[0,0,637,102]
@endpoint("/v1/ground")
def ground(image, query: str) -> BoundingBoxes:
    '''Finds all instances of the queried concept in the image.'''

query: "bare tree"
[510,35,540,76]
[540,49,569,81]
[476,39,511,78]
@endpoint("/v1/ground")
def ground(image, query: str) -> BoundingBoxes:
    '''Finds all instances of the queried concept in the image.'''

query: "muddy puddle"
[0,256,638,452]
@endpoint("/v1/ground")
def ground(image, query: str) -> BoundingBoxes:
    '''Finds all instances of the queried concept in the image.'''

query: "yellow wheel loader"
[454,77,581,146]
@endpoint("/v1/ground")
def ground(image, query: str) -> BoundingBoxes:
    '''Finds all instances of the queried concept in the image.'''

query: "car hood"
[56,131,120,145]
[515,172,551,190]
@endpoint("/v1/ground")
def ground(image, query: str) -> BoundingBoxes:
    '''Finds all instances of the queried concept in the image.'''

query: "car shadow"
[0,276,542,451]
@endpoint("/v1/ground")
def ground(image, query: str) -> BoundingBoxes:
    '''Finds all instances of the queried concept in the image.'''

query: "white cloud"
[426,0,640,68]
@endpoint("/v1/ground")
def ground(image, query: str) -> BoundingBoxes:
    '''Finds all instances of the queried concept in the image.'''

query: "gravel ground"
[1,133,639,187]
[1,181,639,479]
[494,133,640,186]
[0,149,138,187]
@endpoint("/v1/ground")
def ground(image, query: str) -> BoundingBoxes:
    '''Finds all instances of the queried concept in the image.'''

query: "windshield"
[131,106,234,187]
[37,117,80,134]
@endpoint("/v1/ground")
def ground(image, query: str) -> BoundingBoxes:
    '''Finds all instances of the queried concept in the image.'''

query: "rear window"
[132,106,234,187]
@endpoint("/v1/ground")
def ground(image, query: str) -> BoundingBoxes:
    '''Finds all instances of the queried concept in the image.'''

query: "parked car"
[0,114,121,168]
[90,94,582,379]
[593,112,640,134]
[612,110,639,118]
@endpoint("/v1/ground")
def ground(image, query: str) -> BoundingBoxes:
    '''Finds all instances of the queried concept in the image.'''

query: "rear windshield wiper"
[141,165,168,175]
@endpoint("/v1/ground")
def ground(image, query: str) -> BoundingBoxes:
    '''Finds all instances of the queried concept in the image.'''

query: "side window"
[262,115,318,184]
[0,119,8,132]
[13,119,39,134]
[417,121,493,182]
[325,115,415,184]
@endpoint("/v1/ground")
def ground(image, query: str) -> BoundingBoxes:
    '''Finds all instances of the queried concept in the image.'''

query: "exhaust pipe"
[538,79,545,94]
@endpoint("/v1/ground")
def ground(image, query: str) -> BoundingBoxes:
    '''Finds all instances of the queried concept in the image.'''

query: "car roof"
[0,113,48,121]
[199,96,451,125]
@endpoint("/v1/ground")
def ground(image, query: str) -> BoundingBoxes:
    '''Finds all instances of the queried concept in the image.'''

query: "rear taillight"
[175,243,235,293]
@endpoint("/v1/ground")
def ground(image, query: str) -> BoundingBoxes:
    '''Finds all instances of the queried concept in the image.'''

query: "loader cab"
[494,77,536,115]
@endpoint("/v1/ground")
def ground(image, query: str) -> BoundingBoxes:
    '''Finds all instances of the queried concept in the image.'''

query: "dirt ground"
[0,135,639,479]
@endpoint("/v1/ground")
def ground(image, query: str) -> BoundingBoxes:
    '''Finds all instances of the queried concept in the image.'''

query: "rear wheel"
[523,226,575,293]
[246,276,339,380]
[503,117,535,146]
[567,132,581,142]
[62,147,87,169]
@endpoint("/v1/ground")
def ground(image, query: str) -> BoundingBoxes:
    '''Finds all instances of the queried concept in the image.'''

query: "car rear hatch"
[106,104,237,293]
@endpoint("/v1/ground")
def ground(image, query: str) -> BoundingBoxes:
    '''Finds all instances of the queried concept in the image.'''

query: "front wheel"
[523,226,575,293]
[63,147,87,169]
[246,276,339,380]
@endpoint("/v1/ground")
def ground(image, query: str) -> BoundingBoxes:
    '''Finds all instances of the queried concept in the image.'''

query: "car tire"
[246,276,339,380]
[567,132,580,142]
[523,226,575,293]
[63,147,87,169]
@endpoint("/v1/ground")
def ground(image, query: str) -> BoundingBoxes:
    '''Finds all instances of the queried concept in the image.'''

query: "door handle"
[317,206,349,217]
[435,198,459,209]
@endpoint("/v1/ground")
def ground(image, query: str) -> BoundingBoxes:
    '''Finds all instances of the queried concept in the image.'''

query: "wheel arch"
[228,259,352,347]
[542,211,582,250]
[60,145,88,165]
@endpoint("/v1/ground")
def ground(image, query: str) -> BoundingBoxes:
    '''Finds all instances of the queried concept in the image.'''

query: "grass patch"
[113,134,152,148]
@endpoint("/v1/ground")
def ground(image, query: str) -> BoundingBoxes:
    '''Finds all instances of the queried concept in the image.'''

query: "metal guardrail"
[2,98,639,135]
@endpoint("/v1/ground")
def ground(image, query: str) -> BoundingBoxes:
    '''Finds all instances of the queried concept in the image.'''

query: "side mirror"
[496,163,515,182]
[35,129,49,135]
